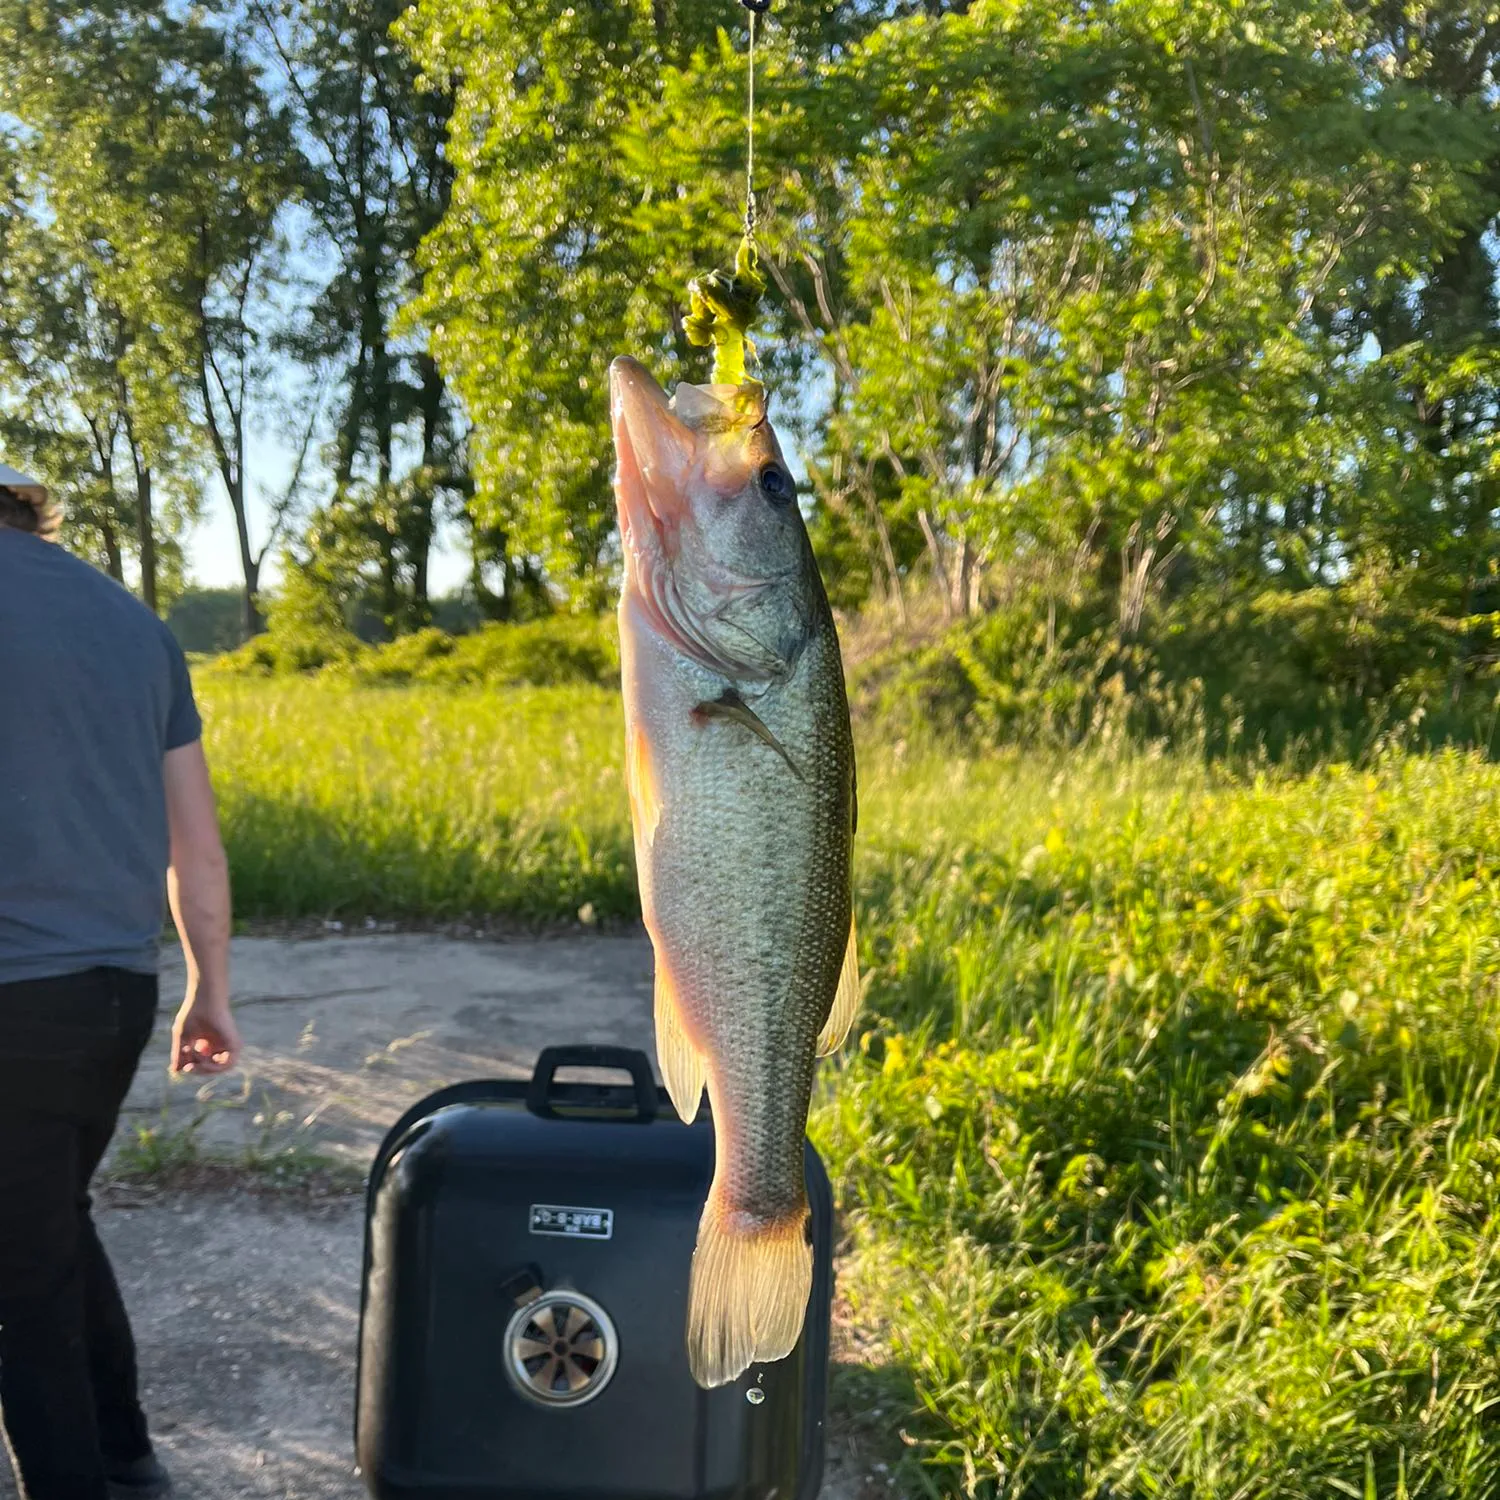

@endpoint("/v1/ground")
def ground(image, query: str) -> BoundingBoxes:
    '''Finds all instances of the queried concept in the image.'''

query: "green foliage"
[0,0,293,614]
[252,556,364,673]
[166,588,252,655]
[114,1114,204,1180]
[258,0,467,635]
[340,617,618,688]
[852,573,1500,761]
[208,611,618,690]
[400,0,1500,640]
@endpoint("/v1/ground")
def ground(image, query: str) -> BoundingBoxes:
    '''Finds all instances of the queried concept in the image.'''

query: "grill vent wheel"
[504,1289,618,1408]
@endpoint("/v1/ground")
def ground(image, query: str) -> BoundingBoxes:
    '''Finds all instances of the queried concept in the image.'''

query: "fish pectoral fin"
[627,723,662,847]
[691,690,804,781]
[816,915,861,1057]
[654,963,706,1123]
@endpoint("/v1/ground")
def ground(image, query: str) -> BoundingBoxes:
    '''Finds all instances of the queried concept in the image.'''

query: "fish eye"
[759,462,794,507]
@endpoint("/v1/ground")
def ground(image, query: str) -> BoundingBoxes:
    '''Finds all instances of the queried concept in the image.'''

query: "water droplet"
[745,1387,766,1406]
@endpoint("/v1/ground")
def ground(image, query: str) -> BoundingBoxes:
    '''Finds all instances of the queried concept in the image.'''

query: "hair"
[0,482,60,540]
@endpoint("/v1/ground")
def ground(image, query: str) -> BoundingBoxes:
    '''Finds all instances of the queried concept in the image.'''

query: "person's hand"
[170,991,242,1076]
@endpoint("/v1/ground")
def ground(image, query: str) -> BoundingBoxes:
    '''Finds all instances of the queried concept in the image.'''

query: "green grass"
[202,678,633,920]
[820,751,1500,1497]
[199,675,1500,1497]
[110,1099,364,1197]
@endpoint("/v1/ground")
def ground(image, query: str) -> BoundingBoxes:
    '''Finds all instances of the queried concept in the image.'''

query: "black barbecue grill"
[355,1044,833,1500]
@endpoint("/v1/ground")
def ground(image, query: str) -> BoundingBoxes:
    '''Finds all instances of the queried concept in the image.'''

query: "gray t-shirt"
[0,529,202,982]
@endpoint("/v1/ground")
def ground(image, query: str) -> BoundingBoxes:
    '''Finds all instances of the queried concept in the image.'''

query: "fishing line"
[740,0,771,245]
[682,0,772,386]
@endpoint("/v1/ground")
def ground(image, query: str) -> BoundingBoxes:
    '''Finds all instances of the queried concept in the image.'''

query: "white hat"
[0,462,47,503]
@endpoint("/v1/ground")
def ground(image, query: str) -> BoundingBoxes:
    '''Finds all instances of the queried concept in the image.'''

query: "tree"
[182,29,301,639]
[253,0,467,637]
[0,0,290,614]
[399,0,728,595]
[0,123,192,596]
[403,0,1496,632]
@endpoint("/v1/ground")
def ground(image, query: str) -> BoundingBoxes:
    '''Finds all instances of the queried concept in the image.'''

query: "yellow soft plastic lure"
[683,234,767,393]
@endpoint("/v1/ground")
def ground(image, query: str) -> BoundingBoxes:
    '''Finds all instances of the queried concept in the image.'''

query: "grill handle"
[525,1045,659,1123]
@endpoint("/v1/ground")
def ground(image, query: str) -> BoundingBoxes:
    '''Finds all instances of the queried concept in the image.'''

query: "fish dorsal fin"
[654,960,706,1123]
[817,915,861,1057]
[692,690,804,781]
[626,723,662,848]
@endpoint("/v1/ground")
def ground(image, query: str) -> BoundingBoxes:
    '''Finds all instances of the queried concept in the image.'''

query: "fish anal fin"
[686,1196,812,1388]
[654,963,706,1123]
[692,690,803,781]
[627,723,662,847]
[816,915,860,1057]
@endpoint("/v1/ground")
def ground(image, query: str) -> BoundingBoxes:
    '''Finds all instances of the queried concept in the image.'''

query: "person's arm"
[164,740,240,1076]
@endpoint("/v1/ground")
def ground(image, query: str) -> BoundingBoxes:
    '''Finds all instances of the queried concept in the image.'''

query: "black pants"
[0,968,159,1500]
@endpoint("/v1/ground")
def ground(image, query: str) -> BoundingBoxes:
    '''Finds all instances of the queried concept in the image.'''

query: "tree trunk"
[229,408,264,640]
[100,513,124,582]
[373,333,392,491]
[853,471,906,625]
[124,426,158,614]
[408,350,445,628]
[230,382,261,639]
[334,350,366,497]
[469,528,507,622]
[916,507,954,621]
[241,553,262,641]
[201,364,263,641]
[378,540,399,638]
[953,533,974,617]
[136,466,158,614]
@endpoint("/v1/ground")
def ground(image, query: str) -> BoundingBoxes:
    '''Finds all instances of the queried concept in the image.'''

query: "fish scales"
[630,605,851,1216]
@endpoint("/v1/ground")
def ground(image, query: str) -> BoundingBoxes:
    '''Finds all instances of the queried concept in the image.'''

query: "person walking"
[0,471,241,1500]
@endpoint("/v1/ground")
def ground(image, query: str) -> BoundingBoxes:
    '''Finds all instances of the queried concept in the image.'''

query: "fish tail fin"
[654,963,706,1123]
[686,1195,812,1388]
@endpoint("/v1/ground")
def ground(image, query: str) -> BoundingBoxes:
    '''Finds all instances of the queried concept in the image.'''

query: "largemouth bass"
[609,356,859,1389]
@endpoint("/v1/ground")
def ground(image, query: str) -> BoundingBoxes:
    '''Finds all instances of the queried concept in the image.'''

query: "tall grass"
[199,675,1500,1497]
[201,678,633,919]
[827,751,1500,1497]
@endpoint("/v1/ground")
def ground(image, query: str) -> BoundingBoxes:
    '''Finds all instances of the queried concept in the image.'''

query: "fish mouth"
[610,356,694,565]
[610,355,793,681]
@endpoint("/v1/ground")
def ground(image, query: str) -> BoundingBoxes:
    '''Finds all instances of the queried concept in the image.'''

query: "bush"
[204,563,363,675]
[343,616,619,688]
[850,573,1500,760]
[205,613,619,690]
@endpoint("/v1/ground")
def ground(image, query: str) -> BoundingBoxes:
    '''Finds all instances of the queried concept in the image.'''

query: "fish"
[609,355,859,1390]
